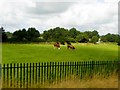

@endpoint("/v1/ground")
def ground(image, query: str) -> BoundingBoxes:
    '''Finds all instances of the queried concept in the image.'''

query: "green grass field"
[2,43,119,64]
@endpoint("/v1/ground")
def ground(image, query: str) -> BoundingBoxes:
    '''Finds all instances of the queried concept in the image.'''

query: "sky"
[0,0,119,35]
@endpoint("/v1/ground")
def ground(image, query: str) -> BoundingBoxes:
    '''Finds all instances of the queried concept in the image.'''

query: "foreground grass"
[2,43,119,63]
[45,74,118,88]
[1,74,118,88]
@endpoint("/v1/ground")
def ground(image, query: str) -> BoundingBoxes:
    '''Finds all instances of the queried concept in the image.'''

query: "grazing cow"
[67,44,75,49]
[54,42,60,49]
[66,42,75,49]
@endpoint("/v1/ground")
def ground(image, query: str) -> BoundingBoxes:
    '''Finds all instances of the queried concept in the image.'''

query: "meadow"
[2,43,119,64]
[1,43,119,88]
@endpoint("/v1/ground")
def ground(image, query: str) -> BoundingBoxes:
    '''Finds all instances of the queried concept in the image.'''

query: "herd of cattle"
[54,42,75,49]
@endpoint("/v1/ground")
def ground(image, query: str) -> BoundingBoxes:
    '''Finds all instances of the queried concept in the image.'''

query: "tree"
[100,36,107,42]
[77,33,89,43]
[27,27,40,42]
[42,27,69,43]
[91,36,99,44]
[6,32,12,38]
[101,33,119,42]
[116,35,120,46]
[84,30,99,39]
[1,27,8,42]
[68,28,80,39]
[91,30,99,37]
[12,28,27,42]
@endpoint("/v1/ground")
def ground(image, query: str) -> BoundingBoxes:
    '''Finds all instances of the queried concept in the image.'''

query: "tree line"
[1,27,120,45]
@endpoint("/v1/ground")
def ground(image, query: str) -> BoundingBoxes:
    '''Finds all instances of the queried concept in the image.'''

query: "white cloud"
[0,0,118,35]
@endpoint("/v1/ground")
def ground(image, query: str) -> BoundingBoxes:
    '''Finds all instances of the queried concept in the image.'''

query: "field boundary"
[1,61,119,88]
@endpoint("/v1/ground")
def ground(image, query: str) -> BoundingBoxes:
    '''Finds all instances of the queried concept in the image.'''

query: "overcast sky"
[0,0,119,35]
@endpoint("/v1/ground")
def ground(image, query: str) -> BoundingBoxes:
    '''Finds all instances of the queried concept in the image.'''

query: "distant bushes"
[1,27,120,45]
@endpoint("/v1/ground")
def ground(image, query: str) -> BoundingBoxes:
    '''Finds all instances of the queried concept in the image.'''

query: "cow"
[54,42,60,49]
[67,44,75,49]
[66,42,75,49]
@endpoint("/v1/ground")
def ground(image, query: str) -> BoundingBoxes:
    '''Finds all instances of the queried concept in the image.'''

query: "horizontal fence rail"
[0,61,119,88]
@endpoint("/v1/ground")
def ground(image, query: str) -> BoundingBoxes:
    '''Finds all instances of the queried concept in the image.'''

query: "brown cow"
[54,42,60,49]
[67,44,75,49]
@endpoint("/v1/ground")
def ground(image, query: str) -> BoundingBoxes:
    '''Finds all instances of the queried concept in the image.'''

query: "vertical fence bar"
[64,62,67,80]
[76,62,78,76]
[7,64,9,88]
[46,62,48,83]
[41,62,43,85]
[26,63,28,88]
[29,63,31,88]
[38,63,40,87]
[16,63,19,88]
[81,61,83,79]
[69,62,72,78]
[23,63,25,88]
[44,62,46,85]
[78,62,80,77]
[32,63,34,87]
[49,62,51,84]
[67,62,69,80]
[20,63,22,88]
[51,62,54,84]
[36,63,37,87]
[62,62,64,80]
[60,62,62,82]
[3,64,5,88]
[13,63,16,88]
[10,63,12,87]
[57,62,59,84]
[54,62,56,84]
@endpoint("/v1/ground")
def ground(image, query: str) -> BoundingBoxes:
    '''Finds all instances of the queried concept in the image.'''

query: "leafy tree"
[101,33,119,42]
[116,35,120,45]
[84,30,99,39]
[27,27,40,42]
[1,27,8,42]
[100,36,107,42]
[91,30,99,37]
[68,28,80,39]
[77,33,89,43]
[6,32,13,38]
[12,29,27,42]
[91,36,99,44]
[42,27,69,43]
[84,31,92,38]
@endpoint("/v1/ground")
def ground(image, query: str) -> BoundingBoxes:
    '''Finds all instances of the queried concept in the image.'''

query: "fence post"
[54,62,57,84]
[38,63,40,88]
[23,63,25,88]
[41,62,43,85]
[20,63,22,88]
[36,63,37,87]
[13,63,16,88]
[57,62,59,84]
[33,63,34,87]
[46,62,48,83]
[30,63,31,88]
[26,63,28,88]
[44,62,46,85]
[3,64,5,88]
[7,64,9,88]
[16,63,19,88]
[65,62,67,80]
[62,62,64,80]
[60,62,62,82]
[10,63,12,87]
